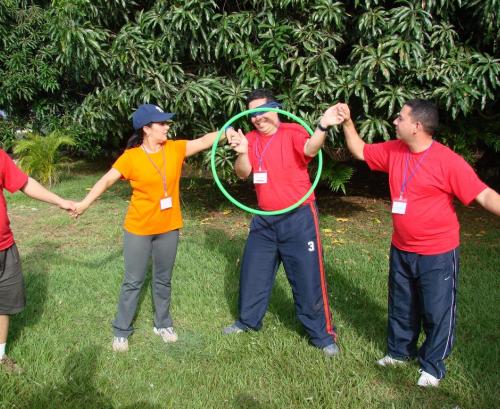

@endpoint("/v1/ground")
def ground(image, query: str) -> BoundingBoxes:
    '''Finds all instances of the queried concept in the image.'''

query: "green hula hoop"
[210,107,323,216]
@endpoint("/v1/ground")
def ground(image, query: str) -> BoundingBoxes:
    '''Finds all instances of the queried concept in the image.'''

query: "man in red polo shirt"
[0,149,75,374]
[336,99,499,387]
[224,89,343,357]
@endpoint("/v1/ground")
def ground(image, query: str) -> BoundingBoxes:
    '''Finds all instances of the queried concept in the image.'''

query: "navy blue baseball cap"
[132,104,175,130]
[249,101,282,118]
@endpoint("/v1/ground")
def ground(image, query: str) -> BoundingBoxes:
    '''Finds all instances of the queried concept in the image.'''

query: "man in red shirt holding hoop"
[224,89,342,357]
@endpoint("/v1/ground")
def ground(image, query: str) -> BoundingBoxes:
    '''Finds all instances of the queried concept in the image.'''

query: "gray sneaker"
[153,326,178,343]
[112,337,129,352]
[222,323,244,335]
[322,343,340,357]
[377,355,407,367]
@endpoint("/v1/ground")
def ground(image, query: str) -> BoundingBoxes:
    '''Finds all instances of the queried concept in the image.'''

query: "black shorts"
[0,243,25,314]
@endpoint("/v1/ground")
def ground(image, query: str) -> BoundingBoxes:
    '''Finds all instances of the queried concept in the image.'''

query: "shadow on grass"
[203,226,300,334]
[325,262,387,351]
[23,346,160,409]
[9,241,121,349]
[65,249,123,270]
[202,228,244,319]
[181,177,258,214]
[233,393,271,409]
[447,227,500,408]
[8,242,53,348]
[203,225,389,343]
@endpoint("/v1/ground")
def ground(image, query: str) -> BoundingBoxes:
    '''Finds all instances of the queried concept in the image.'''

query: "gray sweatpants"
[112,229,179,338]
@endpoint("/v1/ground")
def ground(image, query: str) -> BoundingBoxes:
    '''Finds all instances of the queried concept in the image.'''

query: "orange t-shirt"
[112,140,187,235]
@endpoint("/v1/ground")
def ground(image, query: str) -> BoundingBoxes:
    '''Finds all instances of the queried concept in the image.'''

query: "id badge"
[160,196,173,210]
[253,171,268,184]
[392,198,407,214]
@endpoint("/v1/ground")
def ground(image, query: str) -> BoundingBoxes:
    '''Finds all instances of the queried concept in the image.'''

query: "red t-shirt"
[364,140,487,255]
[246,122,315,211]
[0,149,29,251]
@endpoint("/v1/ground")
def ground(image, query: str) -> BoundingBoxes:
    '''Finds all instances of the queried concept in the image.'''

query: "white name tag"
[392,198,407,214]
[160,196,173,210]
[253,171,268,184]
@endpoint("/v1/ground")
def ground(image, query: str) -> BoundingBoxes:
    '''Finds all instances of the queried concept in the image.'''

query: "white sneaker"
[417,370,440,387]
[153,326,178,343]
[222,323,245,335]
[112,336,129,352]
[376,355,406,367]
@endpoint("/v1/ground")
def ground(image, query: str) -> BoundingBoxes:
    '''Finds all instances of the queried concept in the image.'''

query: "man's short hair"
[246,88,276,105]
[404,99,439,135]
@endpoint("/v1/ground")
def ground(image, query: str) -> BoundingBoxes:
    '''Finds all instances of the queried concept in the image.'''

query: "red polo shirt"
[246,123,315,211]
[364,140,487,254]
[0,149,29,250]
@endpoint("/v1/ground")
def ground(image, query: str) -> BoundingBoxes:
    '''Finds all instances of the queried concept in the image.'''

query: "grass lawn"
[0,166,498,409]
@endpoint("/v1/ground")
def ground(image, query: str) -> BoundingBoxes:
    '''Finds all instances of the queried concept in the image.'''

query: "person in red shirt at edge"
[334,99,500,387]
[0,149,76,374]
[224,88,346,357]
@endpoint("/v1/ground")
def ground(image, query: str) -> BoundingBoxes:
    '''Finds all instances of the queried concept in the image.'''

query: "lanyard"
[254,128,279,171]
[400,141,433,198]
[141,145,168,196]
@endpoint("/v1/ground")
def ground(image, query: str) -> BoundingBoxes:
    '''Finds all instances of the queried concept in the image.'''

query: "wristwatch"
[317,123,329,132]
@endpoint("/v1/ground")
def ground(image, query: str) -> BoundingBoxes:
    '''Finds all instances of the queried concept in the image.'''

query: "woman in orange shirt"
[74,104,231,352]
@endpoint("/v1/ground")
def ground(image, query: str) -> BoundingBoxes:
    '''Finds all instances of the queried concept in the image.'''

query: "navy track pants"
[235,202,337,348]
[387,245,459,379]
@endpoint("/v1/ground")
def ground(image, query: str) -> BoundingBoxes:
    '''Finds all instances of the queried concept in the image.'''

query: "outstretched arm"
[186,130,227,158]
[337,104,365,161]
[74,168,122,216]
[21,177,75,211]
[475,187,500,216]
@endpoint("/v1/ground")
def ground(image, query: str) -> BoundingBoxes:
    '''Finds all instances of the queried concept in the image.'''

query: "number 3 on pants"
[307,241,315,252]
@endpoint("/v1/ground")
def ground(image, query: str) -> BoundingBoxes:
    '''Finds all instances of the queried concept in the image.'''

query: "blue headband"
[249,101,282,117]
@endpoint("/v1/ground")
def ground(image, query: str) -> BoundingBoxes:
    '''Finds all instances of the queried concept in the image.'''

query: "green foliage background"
[13,130,75,186]
[0,0,498,165]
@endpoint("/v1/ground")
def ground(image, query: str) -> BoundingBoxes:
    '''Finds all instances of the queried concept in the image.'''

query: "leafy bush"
[13,130,75,186]
[321,160,355,196]
[202,144,239,185]
[0,119,18,152]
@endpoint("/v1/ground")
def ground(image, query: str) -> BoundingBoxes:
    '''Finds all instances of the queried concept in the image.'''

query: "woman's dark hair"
[246,88,276,105]
[126,128,145,149]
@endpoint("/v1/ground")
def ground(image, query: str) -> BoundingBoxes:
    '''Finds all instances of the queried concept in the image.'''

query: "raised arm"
[337,104,365,161]
[475,187,500,216]
[74,168,122,216]
[304,105,346,157]
[21,177,75,211]
[185,130,227,158]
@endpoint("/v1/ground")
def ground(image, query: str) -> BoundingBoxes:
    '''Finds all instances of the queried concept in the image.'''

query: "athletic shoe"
[417,369,440,387]
[153,326,178,343]
[322,343,340,357]
[222,323,244,335]
[0,355,23,374]
[376,355,407,367]
[112,337,129,352]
